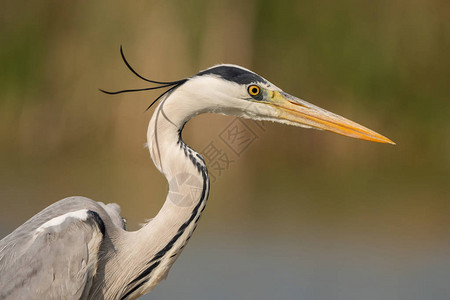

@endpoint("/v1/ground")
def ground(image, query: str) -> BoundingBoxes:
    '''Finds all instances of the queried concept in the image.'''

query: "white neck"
[144,88,210,249]
[118,86,210,297]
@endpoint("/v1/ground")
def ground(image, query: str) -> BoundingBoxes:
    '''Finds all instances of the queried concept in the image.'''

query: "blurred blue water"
[146,232,450,300]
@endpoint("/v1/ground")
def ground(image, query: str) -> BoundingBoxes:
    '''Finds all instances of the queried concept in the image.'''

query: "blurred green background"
[1,1,449,299]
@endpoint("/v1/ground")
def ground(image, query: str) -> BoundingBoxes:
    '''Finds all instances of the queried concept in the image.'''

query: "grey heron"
[0,49,394,300]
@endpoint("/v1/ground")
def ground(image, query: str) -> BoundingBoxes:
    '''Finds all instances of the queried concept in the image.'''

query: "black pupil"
[251,87,258,94]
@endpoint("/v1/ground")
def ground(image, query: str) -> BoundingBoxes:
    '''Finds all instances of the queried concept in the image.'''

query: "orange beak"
[269,91,395,144]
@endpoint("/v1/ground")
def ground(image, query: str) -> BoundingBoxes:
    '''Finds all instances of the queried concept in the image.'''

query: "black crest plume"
[100,46,187,111]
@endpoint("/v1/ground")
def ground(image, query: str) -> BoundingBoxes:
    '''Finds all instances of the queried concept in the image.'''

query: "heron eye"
[248,85,261,97]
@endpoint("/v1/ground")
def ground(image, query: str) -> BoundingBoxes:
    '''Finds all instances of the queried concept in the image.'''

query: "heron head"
[181,64,394,144]
[101,51,394,145]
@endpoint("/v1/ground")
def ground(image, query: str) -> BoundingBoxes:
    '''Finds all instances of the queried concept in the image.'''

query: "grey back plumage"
[0,197,124,300]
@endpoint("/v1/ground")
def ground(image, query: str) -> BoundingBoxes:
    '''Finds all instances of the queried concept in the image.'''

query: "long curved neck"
[116,91,210,297]
[145,94,210,244]
[146,91,210,233]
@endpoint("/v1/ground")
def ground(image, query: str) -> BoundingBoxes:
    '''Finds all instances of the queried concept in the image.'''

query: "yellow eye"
[248,85,261,97]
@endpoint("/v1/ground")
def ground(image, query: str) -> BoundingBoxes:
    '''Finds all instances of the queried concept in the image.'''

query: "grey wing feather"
[0,209,104,300]
[97,202,126,229]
